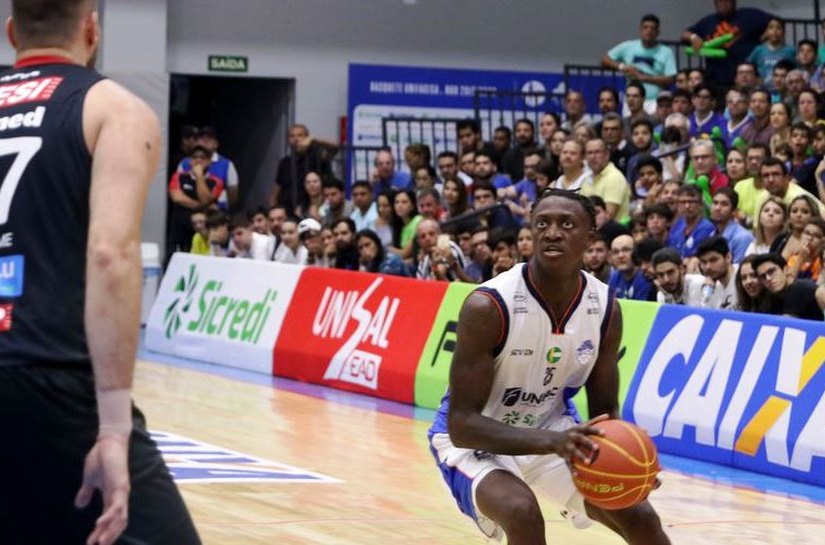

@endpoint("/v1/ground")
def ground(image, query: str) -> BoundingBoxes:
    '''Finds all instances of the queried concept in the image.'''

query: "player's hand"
[191,162,205,178]
[75,434,131,545]
[548,414,608,469]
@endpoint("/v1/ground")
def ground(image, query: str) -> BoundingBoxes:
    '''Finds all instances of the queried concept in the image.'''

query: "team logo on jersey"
[0,77,63,107]
[152,430,340,484]
[546,346,561,364]
[502,386,559,407]
[163,264,199,338]
[0,254,24,297]
[0,303,12,332]
[509,348,534,357]
[576,340,596,365]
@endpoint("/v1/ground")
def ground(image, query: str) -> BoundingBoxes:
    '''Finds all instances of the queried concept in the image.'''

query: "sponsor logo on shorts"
[0,254,24,297]
[152,430,340,484]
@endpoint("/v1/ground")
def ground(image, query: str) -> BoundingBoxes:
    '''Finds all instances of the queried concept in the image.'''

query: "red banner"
[274,268,448,403]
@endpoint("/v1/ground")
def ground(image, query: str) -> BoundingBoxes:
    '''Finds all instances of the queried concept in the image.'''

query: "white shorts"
[429,418,591,541]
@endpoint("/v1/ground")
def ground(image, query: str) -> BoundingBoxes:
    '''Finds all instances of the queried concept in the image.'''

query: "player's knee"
[497,495,544,533]
[621,503,664,539]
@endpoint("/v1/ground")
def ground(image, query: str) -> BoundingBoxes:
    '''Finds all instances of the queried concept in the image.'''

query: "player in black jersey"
[0,2,200,544]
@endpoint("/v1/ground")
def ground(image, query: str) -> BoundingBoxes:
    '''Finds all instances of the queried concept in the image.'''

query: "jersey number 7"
[0,136,43,225]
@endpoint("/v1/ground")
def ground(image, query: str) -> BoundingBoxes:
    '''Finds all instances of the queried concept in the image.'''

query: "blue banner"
[624,305,825,487]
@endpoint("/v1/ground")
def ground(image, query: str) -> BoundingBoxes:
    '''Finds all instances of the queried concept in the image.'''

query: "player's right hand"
[548,414,608,469]
[74,434,131,545]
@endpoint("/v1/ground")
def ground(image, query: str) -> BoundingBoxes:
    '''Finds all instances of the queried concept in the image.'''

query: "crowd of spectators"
[167,1,825,321]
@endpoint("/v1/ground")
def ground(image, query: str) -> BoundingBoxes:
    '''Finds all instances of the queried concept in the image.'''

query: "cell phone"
[437,234,451,249]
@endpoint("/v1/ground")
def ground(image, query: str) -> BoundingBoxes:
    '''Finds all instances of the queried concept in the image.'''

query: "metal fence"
[785,18,819,45]
[660,40,706,71]
[345,145,385,184]
[381,117,465,172]
[473,89,566,142]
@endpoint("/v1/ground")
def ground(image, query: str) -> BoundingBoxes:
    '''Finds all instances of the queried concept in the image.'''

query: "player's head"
[531,188,596,266]
[9,0,100,65]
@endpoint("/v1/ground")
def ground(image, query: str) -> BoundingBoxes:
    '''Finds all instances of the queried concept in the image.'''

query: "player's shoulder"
[83,79,160,152]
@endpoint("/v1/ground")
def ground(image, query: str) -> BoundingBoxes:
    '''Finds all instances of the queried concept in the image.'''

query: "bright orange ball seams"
[572,419,660,511]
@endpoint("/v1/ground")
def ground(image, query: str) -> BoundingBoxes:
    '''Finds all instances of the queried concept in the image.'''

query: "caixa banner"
[624,305,825,487]
[274,268,448,403]
[145,254,302,374]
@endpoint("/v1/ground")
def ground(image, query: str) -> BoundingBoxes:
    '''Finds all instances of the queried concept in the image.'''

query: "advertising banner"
[274,268,448,403]
[414,282,476,409]
[145,254,301,374]
[625,305,825,487]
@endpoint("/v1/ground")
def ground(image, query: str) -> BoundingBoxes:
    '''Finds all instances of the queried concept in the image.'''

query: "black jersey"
[0,57,104,367]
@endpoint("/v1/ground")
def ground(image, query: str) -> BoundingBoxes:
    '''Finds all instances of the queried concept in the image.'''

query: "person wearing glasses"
[668,184,717,272]
[689,84,727,141]
[752,253,825,320]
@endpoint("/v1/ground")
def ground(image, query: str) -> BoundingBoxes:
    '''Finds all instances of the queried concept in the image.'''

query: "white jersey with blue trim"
[429,263,613,436]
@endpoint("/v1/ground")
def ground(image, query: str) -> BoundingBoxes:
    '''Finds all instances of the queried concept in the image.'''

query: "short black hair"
[515,118,535,131]
[774,59,795,73]
[626,80,646,99]
[331,217,356,234]
[673,88,692,102]
[631,118,655,133]
[246,206,268,221]
[798,38,818,51]
[678,184,702,198]
[643,203,674,222]
[206,212,230,229]
[536,188,597,228]
[457,119,480,134]
[472,179,496,196]
[437,150,458,161]
[761,156,788,175]
[651,247,682,268]
[598,87,620,106]
[636,155,663,175]
[351,180,372,193]
[494,126,512,139]
[489,227,517,249]
[588,195,607,210]
[323,177,345,191]
[229,214,252,230]
[696,235,731,258]
[634,237,665,263]
[752,252,787,271]
[12,0,95,49]
[714,186,739,210]
[749,86,772,103]
[640,13,660,26]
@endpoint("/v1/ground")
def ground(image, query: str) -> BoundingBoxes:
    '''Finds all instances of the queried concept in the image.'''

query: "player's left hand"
[75,434,131,545]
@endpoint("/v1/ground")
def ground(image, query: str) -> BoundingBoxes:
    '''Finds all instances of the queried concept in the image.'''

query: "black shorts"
[0,364,201,545]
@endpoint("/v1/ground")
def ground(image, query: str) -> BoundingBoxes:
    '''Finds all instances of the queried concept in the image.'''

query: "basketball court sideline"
[134,347,825,545]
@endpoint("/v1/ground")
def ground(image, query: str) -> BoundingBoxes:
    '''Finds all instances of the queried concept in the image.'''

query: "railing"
[344,145,385,184]
[784,18,819,46]
[381,117,465,173]
[473,90,566,142]
[660,40,705,71]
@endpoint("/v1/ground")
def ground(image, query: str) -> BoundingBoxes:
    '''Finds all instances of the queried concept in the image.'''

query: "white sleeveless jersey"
[473,263,614,430]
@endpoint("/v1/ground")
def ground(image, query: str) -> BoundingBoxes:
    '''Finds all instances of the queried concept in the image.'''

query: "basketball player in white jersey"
[428,189,670,544]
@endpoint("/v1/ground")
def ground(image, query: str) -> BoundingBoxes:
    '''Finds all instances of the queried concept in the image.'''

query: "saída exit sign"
[208,55,249,73]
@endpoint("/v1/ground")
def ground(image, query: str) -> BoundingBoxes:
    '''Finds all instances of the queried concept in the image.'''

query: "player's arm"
[584,300,622,419]
[168,173,203,209]
[448,293,601,458]
[74,80,161,544]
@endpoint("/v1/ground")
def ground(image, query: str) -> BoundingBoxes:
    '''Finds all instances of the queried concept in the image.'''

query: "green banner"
[414,282,475,408]
[571,299,659,418]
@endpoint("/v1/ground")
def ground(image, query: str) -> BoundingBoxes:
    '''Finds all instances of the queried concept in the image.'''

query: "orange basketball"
[572,419,660,511]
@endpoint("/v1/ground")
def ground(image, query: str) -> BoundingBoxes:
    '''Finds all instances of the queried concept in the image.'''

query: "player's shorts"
[0,363,201,545]
[428,416,591,541]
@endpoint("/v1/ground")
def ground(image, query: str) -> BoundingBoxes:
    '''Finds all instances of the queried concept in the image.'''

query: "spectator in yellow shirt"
[581,138,631,223]
[189,210,210,255]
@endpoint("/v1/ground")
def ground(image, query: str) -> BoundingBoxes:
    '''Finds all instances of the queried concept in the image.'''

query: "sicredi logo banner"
[274,268,447,403]
[146,254,301,374]
[624,306,825,487]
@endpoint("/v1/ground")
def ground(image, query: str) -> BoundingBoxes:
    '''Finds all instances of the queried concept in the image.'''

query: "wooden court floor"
[134,359,825,545]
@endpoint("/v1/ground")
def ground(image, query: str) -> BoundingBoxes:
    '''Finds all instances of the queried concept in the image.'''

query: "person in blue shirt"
[682,0,774,86]
[669,185,717,268]
[602,13,676,101]
[689,84,728,141]
[710,187,754,264]
[370,149,412,198]
[607,234,654,301]
[747,17,796,85]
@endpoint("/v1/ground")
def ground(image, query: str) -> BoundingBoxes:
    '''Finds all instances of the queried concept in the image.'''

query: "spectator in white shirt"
[349,181,378,231]
[230,215,275,260]
[652,247,709,306]
[697,235,739,310]
[273,218,308,265]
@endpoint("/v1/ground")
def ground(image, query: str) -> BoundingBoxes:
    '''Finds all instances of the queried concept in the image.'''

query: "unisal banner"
[145,254,301,373]
[625,305,825,487]
[274,268,448,403]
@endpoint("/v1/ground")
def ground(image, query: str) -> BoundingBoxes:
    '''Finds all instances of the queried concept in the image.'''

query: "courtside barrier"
[145,254,302,374]
[147,257,825,487]
[274,267,448,403]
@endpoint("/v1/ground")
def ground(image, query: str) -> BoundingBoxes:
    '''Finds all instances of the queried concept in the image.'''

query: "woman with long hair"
[355,229,408,276]
[735,255,772,313]
[774,194,822,259]
[390,188,421,259]
[442,178,468,220]
[295,171,325,220]
[373,190,397,249]
[724,147,748,185]
[746,196,788,256]
[769,102,792,156]
[516,226,533,262]
[797,88,823,128]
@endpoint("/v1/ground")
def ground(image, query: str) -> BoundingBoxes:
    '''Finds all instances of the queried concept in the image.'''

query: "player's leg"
[476,469,547,545]
[585,501,671,545]
[118,406,201,545]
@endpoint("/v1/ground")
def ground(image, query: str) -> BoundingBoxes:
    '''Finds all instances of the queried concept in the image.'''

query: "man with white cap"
[297,218,331,267]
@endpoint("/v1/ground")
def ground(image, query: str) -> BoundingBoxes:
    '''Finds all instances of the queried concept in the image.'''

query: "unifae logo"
[163,263,278,344]
[275,268,447,403]
[314,277,400,390]
[501,386,559,407]
[627,311,825,480]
